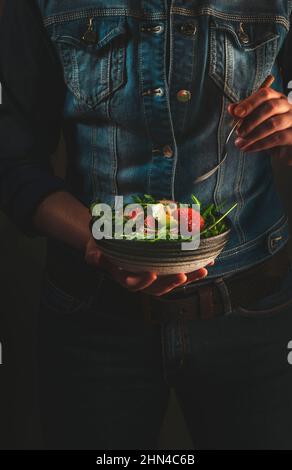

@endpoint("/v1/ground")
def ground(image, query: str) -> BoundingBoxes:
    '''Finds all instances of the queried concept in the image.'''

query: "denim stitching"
[108,96,118,197]
[225,33,246,244]
[141,3,156,143]
[59,45,80,99]
[164,1,177,201]
[233,150,246,244]
[225,34,233,95]
[167,0,174,88]
[53,21,126,108]
[44,9,167,27]
[209,26,239,102]
[171,8,290,30]
[220,224,289,258]
[213,95,226,211]
[139,3,159,193]
[174,21,198,136]
[208,25,280,103]
[44,8,290,31]
[214,241,290,279]
[217,215,289,258]
[254,42,261,93]
[105,40,111,89]
[111,123,119,197]
[91,127,97,200]
[108,91,114,197]
[223,249,290,278]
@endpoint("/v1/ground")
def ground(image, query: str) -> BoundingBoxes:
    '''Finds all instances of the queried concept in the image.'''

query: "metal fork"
[193,74,275,185]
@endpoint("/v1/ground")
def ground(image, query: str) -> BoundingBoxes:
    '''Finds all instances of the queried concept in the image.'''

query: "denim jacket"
[1,0,292,278]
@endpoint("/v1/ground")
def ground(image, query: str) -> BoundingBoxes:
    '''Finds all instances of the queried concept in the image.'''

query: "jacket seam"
[43,7,290,31]
[43,9,166,26]
[218,214,289,258]
[172,7,290,30]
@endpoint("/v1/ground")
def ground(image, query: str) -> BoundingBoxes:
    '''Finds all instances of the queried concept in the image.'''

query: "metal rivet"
[238,22,250,44]
[142,87,164,97]
[141,24,164,34]
[154,87,164,97]
[82,17,98,44]
[239,32,250,44]
[177,89,192,103]
[163,145,174,158]
[270,236,283,250]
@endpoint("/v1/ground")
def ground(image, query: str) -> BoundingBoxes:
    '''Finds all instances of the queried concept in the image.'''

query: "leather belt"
[140,244,292,324]
[46,239,291,324]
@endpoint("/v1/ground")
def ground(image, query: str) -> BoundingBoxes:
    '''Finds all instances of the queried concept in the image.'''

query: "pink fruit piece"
[173,208,205,232]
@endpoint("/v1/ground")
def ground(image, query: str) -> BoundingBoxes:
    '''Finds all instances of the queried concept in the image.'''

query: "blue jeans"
[37,262,292,450]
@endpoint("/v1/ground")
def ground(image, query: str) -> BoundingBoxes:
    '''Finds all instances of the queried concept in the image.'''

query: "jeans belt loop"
[197,285,215,320]
[213,277,233,315]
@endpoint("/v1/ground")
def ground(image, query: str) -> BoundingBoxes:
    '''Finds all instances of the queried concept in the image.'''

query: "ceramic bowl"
[95,220,231,275]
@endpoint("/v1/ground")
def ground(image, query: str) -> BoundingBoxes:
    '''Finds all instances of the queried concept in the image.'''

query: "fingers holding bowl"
[141,273,188,296]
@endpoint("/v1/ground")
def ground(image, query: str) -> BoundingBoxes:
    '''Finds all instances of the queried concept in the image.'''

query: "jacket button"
[178,23,197,36]
[163,145,174,158]
[177,90,192,103]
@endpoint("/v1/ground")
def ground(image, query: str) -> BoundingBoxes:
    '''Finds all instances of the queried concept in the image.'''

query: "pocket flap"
[211,17,280,51]
[53,17,127,52]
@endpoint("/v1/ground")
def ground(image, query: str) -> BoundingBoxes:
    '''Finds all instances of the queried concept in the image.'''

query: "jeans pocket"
[208,15,283,102]
[51,16,127,109]
[232,264,292,319]
[40,275,101,317]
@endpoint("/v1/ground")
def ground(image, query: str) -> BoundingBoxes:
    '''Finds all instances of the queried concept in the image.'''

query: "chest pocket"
[208,17,281,102]
[51,17,127,109]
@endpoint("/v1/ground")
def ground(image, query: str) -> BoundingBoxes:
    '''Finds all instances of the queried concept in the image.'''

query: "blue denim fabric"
[37,273,170,449]
[162,261,292,449]
[38,260,292,449]
[36,0,292,277]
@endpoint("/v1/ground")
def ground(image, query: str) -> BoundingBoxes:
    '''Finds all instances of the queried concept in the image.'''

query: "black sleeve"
[0,0,67,236]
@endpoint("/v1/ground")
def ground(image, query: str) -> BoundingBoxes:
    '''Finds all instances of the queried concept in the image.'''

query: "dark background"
[1,0,292,450]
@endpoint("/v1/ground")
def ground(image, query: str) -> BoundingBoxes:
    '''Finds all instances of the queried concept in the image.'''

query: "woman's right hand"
[85,237,214,297]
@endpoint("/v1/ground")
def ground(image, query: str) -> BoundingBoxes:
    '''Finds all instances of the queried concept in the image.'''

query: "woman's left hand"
[227,87,292,165]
